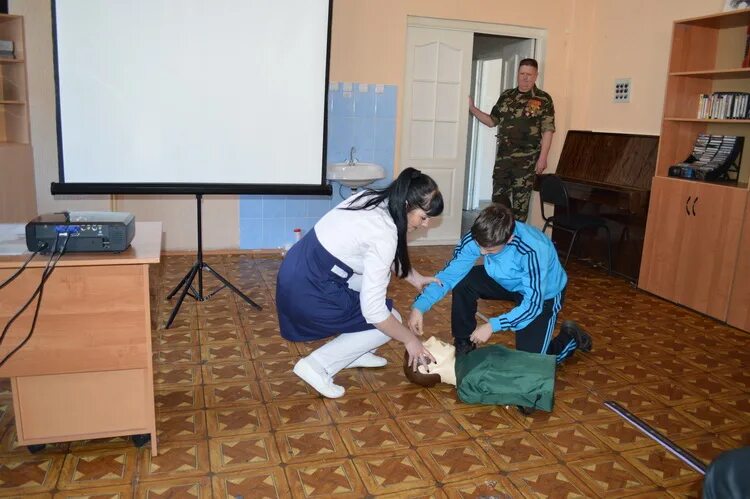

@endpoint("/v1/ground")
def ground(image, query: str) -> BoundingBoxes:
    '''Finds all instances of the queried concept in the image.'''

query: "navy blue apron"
[276,228,392,341]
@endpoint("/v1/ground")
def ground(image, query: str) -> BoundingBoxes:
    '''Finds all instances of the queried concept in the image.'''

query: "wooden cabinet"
[727,199,750,330]
[640,177,746,319]
[0,14,35,223]
[639,9,750,330]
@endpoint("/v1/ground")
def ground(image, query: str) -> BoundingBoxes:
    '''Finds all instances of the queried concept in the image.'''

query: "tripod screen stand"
[165,194,262,328]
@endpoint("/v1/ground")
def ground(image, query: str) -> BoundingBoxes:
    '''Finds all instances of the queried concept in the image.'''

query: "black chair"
[538,174,612,273]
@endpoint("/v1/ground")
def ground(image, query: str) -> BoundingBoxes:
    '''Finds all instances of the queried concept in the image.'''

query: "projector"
[26,211,136,253]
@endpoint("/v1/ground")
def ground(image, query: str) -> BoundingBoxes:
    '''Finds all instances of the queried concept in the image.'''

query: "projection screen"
[50,0,332,195]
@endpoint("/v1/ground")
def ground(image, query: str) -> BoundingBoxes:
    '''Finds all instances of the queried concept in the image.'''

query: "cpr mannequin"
[403,336,556,413]
[403,336,456,386]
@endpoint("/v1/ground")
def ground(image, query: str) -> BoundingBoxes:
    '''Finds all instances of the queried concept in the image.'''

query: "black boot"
[454,338,476,356]
[517,405,536,416]
[561,320,592,352]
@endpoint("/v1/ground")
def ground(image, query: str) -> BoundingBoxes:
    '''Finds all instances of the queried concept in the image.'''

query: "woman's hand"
[469,323,493,345]
[406,269,441,291]
[405,337,436,371]
[408,308,424,336]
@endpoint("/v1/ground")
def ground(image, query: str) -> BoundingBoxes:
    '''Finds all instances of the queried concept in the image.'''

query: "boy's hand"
[408,308,424,336]
[406,269,441,291]
[469,323,493,344]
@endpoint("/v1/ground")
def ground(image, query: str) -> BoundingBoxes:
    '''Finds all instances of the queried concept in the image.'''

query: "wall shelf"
[663,117,750,123]
[669,68,750,78]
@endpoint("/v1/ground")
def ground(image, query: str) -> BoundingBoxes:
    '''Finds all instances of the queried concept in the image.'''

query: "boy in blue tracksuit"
[408,203,591,361]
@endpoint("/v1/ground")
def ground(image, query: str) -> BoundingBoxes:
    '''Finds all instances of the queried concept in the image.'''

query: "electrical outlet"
[614,78,631,103]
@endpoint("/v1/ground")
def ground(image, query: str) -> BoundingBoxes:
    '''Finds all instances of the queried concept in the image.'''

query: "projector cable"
[0,234,69,368]
[0,243,49,291]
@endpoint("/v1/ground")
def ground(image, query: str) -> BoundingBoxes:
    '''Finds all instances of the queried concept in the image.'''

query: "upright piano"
[536,130,659,281]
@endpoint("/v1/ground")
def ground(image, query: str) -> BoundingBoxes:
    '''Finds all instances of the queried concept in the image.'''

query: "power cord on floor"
[0,234,69,368]
[0,242,48,291]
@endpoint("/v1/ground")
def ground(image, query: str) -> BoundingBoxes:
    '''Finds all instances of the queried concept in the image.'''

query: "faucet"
[348,146,357,166]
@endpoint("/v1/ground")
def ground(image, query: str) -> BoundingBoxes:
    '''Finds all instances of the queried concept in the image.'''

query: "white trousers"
[306,308,401,377]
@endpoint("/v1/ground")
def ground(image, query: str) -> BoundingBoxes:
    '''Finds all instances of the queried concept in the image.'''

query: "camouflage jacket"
[490,85,555,155]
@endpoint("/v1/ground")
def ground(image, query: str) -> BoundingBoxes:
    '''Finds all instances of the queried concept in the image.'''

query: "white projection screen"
[50,0,332,195]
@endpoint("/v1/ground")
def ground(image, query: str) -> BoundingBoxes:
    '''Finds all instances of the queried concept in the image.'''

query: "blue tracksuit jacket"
[413,221,567,332]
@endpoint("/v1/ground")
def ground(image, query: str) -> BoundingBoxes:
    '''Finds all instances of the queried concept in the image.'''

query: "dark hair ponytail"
[343,167,443,277]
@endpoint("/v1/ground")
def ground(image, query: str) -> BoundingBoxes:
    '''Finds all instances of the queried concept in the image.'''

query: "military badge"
[524,98,543,117]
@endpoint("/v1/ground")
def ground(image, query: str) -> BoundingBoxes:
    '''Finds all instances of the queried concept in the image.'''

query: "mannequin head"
[403,336,457,387]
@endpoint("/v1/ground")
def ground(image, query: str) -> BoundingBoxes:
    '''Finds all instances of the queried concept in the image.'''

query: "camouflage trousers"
[492,153,537,222]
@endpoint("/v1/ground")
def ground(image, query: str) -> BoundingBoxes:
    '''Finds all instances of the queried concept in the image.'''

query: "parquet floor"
[0,247,748,498]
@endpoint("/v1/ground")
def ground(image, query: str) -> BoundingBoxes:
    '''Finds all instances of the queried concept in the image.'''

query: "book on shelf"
[697,92,750,119]
[744,24,750,68]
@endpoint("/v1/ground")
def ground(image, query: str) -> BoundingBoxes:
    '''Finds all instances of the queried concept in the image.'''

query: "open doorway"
[461,34,535,235]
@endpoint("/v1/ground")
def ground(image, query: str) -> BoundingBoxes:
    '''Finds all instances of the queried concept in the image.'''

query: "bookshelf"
[639,9,750,331]
[0,13,36,223]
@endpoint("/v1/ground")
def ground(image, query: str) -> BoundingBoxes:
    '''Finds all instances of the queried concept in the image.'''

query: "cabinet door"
[727,199,750,332]
[639,177,746,320]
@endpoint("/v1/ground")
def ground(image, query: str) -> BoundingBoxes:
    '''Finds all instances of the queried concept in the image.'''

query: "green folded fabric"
[455,345,556,411]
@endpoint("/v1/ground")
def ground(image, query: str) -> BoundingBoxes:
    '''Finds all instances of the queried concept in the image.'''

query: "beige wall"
[12,0,725,249]
[585,0,723,134]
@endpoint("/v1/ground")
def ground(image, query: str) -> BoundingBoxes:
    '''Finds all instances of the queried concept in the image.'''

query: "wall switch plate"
[614,78,631,103]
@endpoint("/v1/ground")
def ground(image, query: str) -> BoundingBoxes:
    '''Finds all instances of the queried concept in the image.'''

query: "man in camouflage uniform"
[469,58,555,222]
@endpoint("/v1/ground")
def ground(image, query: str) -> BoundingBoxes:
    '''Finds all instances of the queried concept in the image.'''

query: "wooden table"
[0,222,161,455]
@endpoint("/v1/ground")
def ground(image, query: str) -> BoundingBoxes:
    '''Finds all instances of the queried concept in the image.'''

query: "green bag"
[455,345,556,411]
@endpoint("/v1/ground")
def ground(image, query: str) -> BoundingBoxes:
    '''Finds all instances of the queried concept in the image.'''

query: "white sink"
[326,162,386,188]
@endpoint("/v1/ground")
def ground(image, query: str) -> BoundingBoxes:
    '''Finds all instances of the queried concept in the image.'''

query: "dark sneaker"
[454,339,476,356]
[517,405,536,416]
[561,320,592,352]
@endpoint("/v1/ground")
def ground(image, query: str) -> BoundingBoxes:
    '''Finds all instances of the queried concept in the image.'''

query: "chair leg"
[564,231,579,267]
[542,221,550,235]
[602,225,612,274]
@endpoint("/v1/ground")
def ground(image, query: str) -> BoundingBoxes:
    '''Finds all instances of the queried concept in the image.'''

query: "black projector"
[26,211,136,253]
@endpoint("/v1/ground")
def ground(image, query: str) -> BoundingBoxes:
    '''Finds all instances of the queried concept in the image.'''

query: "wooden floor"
[0,246,748,498]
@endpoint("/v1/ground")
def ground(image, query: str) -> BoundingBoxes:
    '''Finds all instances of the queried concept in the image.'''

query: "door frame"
[404,16,548,245]
[406,17,547,85]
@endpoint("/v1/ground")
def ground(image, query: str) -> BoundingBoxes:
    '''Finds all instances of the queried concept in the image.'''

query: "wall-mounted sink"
[326,162,386,188]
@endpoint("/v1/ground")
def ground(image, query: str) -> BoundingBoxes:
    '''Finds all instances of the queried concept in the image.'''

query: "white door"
[470,57,503,209]
[402,25,474,245]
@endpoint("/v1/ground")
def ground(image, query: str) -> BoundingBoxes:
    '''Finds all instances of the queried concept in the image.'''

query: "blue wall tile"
[239,82,398,250]
[262,218,286,249]
[239,195,262,218]
[239,219,263,248]
[262,196,286,219]
[307,197,333,217]
[330,86,355,118]
[285,198,307,218]
[353,116,376,152]
[374,118,396,155]
[354,85,376,117]
[376,86,397,118]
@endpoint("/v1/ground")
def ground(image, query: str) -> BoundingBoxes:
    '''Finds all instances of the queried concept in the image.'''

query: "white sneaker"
[345,352,388,369]
[293,357,345,398]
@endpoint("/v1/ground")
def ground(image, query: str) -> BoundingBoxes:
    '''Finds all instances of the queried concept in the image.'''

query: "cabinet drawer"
[14,369,149,442]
